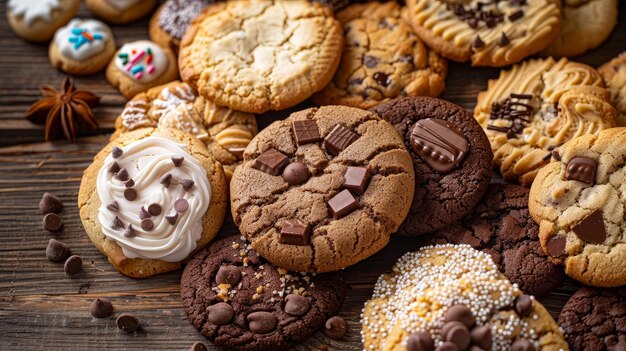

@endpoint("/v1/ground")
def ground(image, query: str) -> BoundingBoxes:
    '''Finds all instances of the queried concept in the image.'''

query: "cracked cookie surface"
[178,0,343,114]
[475,57,617,186]
[230,105,415,272]
[599,52,626,127]
[312,1,447,109]
[181,236,345,351]
[529,128,626,287]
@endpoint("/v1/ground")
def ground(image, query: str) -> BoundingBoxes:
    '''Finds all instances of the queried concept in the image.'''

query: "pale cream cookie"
[85,0,157,24]
[598,52,626,126]
[78,127,227,278]
[405,0,562,67]
[49,19,116,75]
[6,0,79,42]
[474,57,617,186]
[112,81,258,181]
[106,40,179,99]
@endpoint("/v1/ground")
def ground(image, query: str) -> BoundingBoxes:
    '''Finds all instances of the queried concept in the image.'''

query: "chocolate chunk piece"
[108,161,120,174]
[410,118,469,173]
[284,294,310,316]
[116,313,140,332]
[566,156,597,185]
[111,216,125,230]
[160,173,172,187]
[165,210,178,225]
[141,218,154,232]
[280,219,311,246]
[247,311,277,334]
[282,162,310,185]
[148,203,162,216]
[407,332,434,351]
[323,316,347,340]
[139,206,151,220]
[292,120,321,146]
[571,209,606,244]
[324,125,359,155]
[373,72,390,87]
[546,235,566,257]
[207,303,234,325]
[444,305,476,327]
[342,166,370,194]
[39,192,63,214]
[46,238,71,262]
[180,179,195,191]
[124,188,137,201]
[511,339,536,351]
[43,213,63,232]
[107,201,119,212]
[111,146,123,158]
[188,343,207,351]
[363,55,379,68]
[64,255,82,275]
[514,294,533,316]
[508,10,524,21]
[90,298,113,318]
[252,148,290,176]
[174,198,189,213]
[115,168,129,182]
[470,325,492,349]
[124,179,135,188]
[172,154,185,167]
[328,189,361,220]
[123,224,136,238]
[216,265,241,286]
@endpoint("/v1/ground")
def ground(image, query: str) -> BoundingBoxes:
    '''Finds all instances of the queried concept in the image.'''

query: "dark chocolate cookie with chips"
[181,236,345,351]
[427,184,565,297]
[371,96,492,236]
[558,287,626,351]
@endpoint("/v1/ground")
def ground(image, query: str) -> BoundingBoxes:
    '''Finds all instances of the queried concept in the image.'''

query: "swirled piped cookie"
[405,0,562,67]
[474,57,617,186]
[78,127,227,278]
[113,81,257,181]
[529,128,626,287]
[599,52,626,127]
[362,244,569,351]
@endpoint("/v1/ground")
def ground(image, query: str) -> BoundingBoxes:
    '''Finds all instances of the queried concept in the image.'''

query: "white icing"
[114,40,168,83]
[96,137,211,262]
[8,0,61,25]
[106,0,142,10]
[53,19,111,61]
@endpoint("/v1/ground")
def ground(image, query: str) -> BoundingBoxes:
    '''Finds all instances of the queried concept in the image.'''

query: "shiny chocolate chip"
[284,294,310,317]
[247,311,277,334]
[216,265,241,286]
[207,302,234,325]
[90,298,113,318]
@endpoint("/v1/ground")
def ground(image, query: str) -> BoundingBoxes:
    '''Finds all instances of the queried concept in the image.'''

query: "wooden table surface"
[0,2,624,350]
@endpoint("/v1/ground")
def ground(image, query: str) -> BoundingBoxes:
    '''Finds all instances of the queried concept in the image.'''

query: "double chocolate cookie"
[372,96,492,235]
[181,236,345,351]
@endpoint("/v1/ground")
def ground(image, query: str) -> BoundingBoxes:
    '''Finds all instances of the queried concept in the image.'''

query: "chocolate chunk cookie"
[428,184,564,297]
[230,105,415,272]
[181,236,345,351]
[371,96,492,236]
[559,287,626,351]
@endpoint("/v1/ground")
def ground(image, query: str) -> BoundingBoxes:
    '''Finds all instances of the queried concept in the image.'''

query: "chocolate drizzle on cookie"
[410,118,469,173]
[487,93,533,139]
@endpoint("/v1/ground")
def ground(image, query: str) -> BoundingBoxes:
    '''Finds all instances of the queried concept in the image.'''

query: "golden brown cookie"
[149,0,213,52]
[474,57,617,186]
[599,52,626,126]
[7,0,79,42]
[529,128,626,287]
[113,81,258,181]
[312,1,447,109]
[405,0,562,67]
[78,127,227,278]
[179,0,344,114]
[85,0,157,24]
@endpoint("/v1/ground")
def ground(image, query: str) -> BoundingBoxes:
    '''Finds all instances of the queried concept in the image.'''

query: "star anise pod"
[25,77,100,142]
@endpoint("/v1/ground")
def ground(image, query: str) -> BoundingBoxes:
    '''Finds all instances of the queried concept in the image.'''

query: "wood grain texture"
[0,1,624,350]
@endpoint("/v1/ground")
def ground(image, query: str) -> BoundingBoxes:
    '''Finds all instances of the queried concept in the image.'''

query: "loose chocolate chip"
[46,238,71,262]
[292,120,321,146]
[180,179,195,191]
[107,201,119,212]
[139,206,151,220]
[165,210,178,225]
[342,166,370,194]
[188,342,207,351]
[498,32,510,46]
[43,213,63,232]
[160,173,172,187]
[207,302,234,325]
[437,342,459,351]
[444,305,476,328]
[279,219,311,246]
[216,265,241,286]
[171,154,184,167]
[116,313,139,332]
[407,331,434,351]
[115,168,129,182]
[566,156,597,185]
[324,124,359,156]
[252,148,290,176]
[328,189,361,220]
[282,162,310,185]
[411,118,469,173]
[284,294,310,316]
[323,316,347,340]
[472,35,485,49]
[141,218,154,231]
[108,161,120,174]
[123,224,136,238]
[514,295,533,316]
[373,72,390,87]
[64,255,82,275]
[363,55,379,68]
[174,198,189,213]
[39,192,63,214]
[111,216,125,230]
[571,209,606,244]
[247,311,277,334]
[511,339,536,351]
[546,235,566,257]
[125,179,135,188]
[124,188,137,201]
[148,203,162,216]
[470,325,492,348]
[111,146,123,158]
[444,323,470,350]
[90,298,113,318]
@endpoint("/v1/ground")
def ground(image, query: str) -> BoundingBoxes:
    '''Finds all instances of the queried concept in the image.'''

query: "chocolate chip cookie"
[181,236,345,351]
[599,52,626,126]
[529,127,626,287]
[558,287,626,351]
[312,1,447,109]
[371,96,492,235]
[230,105,415,272]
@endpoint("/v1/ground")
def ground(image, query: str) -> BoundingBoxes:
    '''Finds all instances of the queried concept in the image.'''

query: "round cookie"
[181,236,345,351]
[542,0,618,58]
[112,81,258,181]
[149,0,213,52]
[49,19,116,75]
[371,96,493,236]
[85,0,157,24]
[428,184,565,297]
[405,0,562,67]
[558,287,626,351]
[599,52,626,126]
[7,0,79,42]
[529,128,626,287]
[230,105,415,272]
[362,244,569,351]
[311,0,356,12]
[78,127,227,278]
[475,57,617,186]
[178,0,344,114]
[106,40,179,99]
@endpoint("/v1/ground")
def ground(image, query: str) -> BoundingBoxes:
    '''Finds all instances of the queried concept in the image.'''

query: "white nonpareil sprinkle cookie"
[361,244,569,351]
